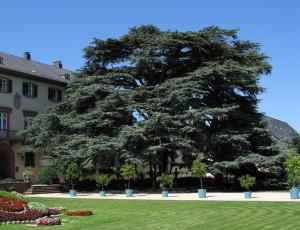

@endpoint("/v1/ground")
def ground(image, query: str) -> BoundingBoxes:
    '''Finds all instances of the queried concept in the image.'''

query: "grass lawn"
[3,198,300,229]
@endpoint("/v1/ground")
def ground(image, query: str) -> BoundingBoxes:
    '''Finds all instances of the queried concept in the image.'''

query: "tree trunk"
[152,164,157,189]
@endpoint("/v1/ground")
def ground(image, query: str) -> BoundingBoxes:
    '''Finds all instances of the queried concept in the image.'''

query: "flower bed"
[0,198,27,212]
[0,209,46,222]
[67,211,93,216]
[36,217,61,225]
[27,202,48,213]
[48,208,60,216]
[0,190,64,225]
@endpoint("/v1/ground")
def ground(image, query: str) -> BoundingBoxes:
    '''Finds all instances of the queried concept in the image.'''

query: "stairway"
[25,184,67,194]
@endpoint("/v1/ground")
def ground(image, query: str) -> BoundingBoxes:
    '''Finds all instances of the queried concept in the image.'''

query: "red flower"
[0,209,46,222]
[66,211,93,216]
[0,198,27,212]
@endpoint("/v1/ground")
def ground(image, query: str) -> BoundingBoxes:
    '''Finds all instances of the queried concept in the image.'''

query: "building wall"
[0,72,66,180]
[0,72,65,131]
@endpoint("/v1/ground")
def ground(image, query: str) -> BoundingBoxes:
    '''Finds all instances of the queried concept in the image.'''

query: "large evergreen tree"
[23,25,284,183]
[23,74,133,173]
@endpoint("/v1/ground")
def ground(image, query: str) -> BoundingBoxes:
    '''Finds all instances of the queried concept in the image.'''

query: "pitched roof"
[264,116,297,143]
[0,51,74,84]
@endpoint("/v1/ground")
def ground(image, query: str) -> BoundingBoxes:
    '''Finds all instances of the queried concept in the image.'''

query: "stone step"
[25,184,67,194]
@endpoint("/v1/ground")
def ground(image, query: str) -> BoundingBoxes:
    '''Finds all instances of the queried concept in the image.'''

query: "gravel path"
[26,191,298,202]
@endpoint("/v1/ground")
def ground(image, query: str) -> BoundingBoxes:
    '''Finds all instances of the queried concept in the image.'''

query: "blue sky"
[1,0,300,131]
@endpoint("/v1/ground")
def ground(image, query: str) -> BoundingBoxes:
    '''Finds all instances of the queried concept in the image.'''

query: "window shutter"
[33,84,38,97]
[22,83,27,95]
[57,90,62,102]
[8,80,12,93]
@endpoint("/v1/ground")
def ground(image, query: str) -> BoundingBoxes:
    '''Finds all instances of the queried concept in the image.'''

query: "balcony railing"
[0,130,23,140]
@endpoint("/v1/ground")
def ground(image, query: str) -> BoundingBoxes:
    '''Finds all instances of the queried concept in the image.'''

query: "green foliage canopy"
[23,25,284,185]
[292,134,300,153]
[284,153,300,187]
[120,164,135,189]
[192,158,207,189]
[157,174,174,190]
[238,175,256,191]
[95,174,111,191]
[65,163,82,189]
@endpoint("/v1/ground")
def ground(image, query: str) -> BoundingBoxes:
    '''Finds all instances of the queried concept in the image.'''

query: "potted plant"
[120,163,135,197]
[95,174,111,197]
[191,158,208,198]
[65,163,82,197]
[157,174,174,197]
[238,174,256,199]
[284,153,300,199]
[23,166,35,182]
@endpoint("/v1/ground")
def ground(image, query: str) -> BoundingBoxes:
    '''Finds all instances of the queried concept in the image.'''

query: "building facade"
[0,51,72,180]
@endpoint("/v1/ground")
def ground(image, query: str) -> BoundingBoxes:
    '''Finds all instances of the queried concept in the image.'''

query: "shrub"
[239,175,256,191]
[65,163,82,189]
[120,164,135,189]
[157,174,174,191]
[67,211,93,216]
[27,202,48,213]
[1,178,16,183]
[37,167,58,185]
[284,153,300,187]
[0,190,28,202]
[95,175,111,191]
[191,158,207,189]
[10,192,27,201]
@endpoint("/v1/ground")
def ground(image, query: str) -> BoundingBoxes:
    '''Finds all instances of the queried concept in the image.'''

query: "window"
[0,78,12,93]
[23,83,37,98]
[0,79,7,92]
[62,74,70,80]
[48,88,62,102]
[0,112,7,138]
[0,57,3,65]
[24,117,33,129]
[0,112,7,130]
[23,110,37,129]
[25,152,35,167]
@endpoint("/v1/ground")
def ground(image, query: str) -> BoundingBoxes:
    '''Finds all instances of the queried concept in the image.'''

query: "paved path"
[26,192,298,202]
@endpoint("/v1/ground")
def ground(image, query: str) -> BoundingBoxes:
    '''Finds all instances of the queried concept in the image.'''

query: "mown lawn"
[4,198,300,229]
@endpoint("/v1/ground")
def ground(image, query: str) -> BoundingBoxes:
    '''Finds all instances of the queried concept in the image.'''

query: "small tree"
[120,164,135,189]
[191,159,207,189]
[65,163,81,190]
[238,175,256,191]
[95,174,111,191]
[157,174,174,191]
[284,153,300,187]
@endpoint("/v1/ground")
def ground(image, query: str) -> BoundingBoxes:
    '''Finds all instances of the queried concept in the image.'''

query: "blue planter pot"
[198,189,206,198]
[290,187,299,199]
[125,189,133,197]
[99,191,106,197]
[69,189,77,197]
[244,191,252,199]
[162,191,168,197]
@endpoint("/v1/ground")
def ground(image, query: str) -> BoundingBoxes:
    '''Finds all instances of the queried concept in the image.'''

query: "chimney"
[23,52,31,60]
[53,61,62,69]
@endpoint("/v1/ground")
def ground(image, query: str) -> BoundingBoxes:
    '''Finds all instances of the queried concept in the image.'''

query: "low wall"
[0,182,31,193]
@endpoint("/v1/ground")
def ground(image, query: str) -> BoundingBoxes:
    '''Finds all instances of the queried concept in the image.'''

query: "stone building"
[0,51,73,180]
